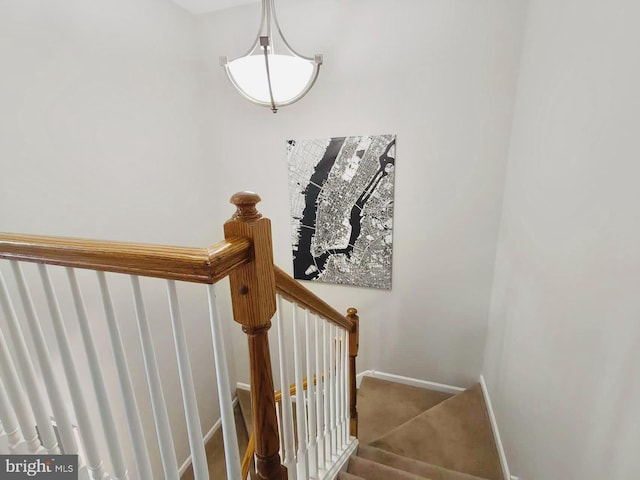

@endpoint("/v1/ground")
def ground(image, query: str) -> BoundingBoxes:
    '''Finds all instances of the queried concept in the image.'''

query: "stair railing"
[225,192,359,480]
[0,232,249,479]
[266,270,359,480]
[0,191,358,480]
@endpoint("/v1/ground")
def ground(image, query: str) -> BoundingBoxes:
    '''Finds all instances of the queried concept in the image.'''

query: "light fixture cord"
[260,36,278,113]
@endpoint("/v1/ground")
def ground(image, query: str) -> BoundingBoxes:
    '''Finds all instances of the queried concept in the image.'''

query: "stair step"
[237,388,253,434]
[348,455,431,480]
[338,472,366,480]
[239,379,499,480]
[357,377,452,444]
[180,401,249,479]
[369,383,503,480]
[357,445,489,480]
[236,389,257,480]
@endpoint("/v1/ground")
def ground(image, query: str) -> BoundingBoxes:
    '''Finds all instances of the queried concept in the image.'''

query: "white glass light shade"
[226,54,316,106]
[220,0,322,112]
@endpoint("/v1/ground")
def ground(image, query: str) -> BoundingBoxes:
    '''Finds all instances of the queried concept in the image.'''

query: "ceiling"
[170,0,259,14]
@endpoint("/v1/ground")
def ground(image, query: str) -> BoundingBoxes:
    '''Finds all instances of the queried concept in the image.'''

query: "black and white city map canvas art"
[288,134,396,289]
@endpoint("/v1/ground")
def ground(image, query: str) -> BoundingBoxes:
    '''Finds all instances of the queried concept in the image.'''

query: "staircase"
[234,376,503,480]
[0,192,499,480]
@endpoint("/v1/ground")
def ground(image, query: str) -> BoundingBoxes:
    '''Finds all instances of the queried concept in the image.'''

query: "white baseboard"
[358,370,465,395]
[239,381,304,405]
[479,375,514,480]
[178,397,239,476]
[237,382,251,392]
[243,372,464,396]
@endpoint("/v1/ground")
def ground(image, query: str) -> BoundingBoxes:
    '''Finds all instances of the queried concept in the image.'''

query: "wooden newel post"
[224,192,287,480]
[347,307,359,438]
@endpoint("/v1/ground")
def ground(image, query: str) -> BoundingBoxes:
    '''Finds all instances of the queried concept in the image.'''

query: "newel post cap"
[230,191,262,222]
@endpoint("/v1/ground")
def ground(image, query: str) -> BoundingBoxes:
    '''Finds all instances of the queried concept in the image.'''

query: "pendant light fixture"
[220,0,323,113]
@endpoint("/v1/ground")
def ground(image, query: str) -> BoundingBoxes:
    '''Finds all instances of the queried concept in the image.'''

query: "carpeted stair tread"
[181,402,249,479]
[348,456,433,480]
[237,388,253,434]
[338,472,366,480]
[369,383,502,480]
[357,445,489,480]
[236,389,257,480]
[357,377,453,444]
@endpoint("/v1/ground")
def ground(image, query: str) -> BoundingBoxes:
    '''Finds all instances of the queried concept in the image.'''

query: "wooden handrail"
[0,233,251,284]
[274,266,355,332]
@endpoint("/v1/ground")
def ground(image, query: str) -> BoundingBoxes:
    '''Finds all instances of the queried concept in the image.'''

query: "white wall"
[0,0,534,475]
[197,0,527,387]
[0,0,236,477]
[482,1,640,479]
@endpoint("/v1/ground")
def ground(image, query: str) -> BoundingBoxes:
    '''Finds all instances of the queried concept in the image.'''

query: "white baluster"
[341,329,348,447]
[292,304,309,479]
[0,335,40,454]
[275,401,283,460]
[336,328,343,450]
[0,271,57,453]
[335,325,342,450]
[314,314,326,472]
[96,271,153,480]
[67,269,128,479]
[130,276,179,480]
[166,280,208,480]
[344,330,350,444]
[322,319,331,460]
[0,377,21,451]
[206,284,241,480]
[10,262,78,454]
[329,324,337,458]
[275,295,296,480]
[0,418,9,454]
[304,310,318,477]
[38,265,105,478]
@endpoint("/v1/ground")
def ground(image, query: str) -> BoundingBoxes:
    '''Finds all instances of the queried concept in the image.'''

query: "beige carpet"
[366,382,503,480]
[357,377,453,444]
[185,379,503,480]
[237,389,253,435]
[353,445,489,480]
[181,401,250,480]
[237,389,258,480]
